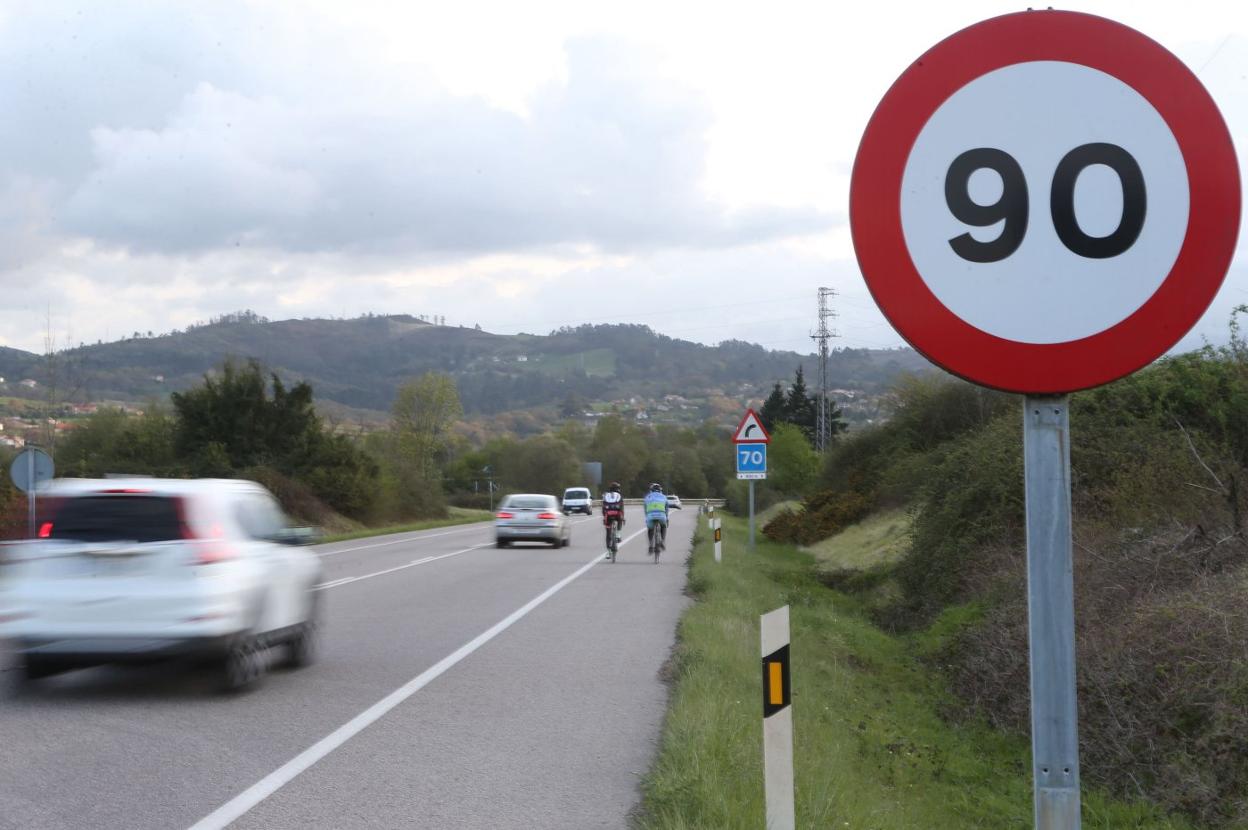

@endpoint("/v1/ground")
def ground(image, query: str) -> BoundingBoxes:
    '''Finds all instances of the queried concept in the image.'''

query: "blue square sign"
[736,442,767,480]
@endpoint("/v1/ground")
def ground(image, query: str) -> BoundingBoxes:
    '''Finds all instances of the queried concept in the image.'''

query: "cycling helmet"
[608,481,621,492]
[649,483,663,493]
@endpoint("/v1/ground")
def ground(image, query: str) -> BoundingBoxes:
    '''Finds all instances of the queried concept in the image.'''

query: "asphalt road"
[0,510,694,829]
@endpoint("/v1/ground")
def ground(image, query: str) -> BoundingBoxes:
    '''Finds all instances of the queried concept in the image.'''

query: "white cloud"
[0,0,1245,359]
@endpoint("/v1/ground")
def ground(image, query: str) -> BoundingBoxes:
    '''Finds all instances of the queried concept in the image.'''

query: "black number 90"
[945,143,1146,263]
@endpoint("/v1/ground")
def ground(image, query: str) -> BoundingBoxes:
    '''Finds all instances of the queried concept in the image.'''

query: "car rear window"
[505,496,554,510]
[44,496,185,543]
[564,489,589,500]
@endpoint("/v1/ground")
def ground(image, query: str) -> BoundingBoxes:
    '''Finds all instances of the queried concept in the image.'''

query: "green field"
[635,513,1190,829]
[528,348,617,377]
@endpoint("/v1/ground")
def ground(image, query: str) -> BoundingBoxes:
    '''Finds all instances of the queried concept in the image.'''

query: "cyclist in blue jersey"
[643,483,669,554]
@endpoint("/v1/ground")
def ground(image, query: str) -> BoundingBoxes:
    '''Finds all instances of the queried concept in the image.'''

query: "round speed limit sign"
[851,11,1240,393]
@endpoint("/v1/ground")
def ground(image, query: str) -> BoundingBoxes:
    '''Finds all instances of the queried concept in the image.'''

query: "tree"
[769,423,819,495]
[56,406,180,478]
[760,382,787,431]
[171,358,378,519]
[786,366,816,439]
[590,415,650,494]
[391,372,463,478]
[669,446,709,497]
[496,435,581,495]
[172,359,319,469]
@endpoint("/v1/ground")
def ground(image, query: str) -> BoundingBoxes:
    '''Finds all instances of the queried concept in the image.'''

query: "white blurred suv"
[0,478,322,692]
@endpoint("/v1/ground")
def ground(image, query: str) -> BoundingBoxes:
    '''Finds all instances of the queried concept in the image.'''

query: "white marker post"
[713,518,722,563]
[761,605,794,830]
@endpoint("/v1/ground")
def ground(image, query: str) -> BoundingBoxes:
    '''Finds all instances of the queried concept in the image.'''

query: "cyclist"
[602,482,625,558]
[643,483,669,554]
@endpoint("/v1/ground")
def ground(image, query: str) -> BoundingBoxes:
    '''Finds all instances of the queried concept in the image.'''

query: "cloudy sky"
[1,0,1246,355]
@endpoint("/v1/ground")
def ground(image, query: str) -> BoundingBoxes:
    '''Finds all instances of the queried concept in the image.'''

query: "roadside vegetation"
[750,306,1248,827]
[637,514,1186,828]
[1,353,830,539]
[320,508,493,543]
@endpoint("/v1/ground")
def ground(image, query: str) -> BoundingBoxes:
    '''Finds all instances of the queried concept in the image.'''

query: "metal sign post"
[1024,397,1080,827]
[27,450,35,538]
[748,480,755,550]
[10,447,55,538]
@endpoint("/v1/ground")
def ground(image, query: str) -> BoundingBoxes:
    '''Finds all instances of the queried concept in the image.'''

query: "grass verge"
[635,513,1191,829]
[804,507,912,573]
[321,507,492,543]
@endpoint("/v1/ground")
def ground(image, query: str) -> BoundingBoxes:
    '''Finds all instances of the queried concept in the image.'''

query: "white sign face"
[900,61,1189,344]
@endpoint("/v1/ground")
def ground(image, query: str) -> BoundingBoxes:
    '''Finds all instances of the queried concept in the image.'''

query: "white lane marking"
[315,516,595,558]
[187,525,649,830]
[314,517,600,586]
[315,523,490,558]
[314,544,491,590]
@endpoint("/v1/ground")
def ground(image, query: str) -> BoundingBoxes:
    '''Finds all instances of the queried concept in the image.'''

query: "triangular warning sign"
[733,408,771,444]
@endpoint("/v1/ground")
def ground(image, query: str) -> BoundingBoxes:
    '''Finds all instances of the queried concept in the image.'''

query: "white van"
[561,487,593,515]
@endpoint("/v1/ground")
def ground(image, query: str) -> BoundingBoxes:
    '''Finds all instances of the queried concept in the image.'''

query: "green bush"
[763,489,874,546]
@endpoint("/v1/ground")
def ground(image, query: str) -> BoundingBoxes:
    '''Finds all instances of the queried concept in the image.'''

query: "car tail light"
[38,522,53,538]
[496,512,514,519]
[177,502,236,565]
[538,512,558,520]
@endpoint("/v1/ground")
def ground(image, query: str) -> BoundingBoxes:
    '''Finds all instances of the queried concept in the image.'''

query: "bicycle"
[646,521,665,563]
[604,516,622,563]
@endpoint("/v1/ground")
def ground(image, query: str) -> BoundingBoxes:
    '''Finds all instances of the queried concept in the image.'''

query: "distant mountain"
[0,314,930,418]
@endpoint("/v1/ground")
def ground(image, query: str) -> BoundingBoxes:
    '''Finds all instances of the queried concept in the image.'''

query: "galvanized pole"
[27,449,35,538]
[1023,396,1081,828]
[748,479,756,549]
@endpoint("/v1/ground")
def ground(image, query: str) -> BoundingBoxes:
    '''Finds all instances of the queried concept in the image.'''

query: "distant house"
[635,410,649,421]
[516,355,528,363]
[19,379,37,388]
[151,374,165,383]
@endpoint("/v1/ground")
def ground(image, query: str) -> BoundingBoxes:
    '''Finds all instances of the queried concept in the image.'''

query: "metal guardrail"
[599,498,725,507]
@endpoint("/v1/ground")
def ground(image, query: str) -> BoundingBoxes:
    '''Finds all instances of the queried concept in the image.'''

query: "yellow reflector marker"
[768,661,784,705]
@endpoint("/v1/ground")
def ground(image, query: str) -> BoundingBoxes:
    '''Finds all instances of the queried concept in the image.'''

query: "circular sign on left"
[10,448,54,493]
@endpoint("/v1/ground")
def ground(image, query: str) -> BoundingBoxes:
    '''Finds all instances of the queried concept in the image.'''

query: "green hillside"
[0,313,929,417]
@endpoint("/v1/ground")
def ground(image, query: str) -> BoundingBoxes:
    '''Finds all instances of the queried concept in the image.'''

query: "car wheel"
[496,539,509,549]
[281,594,319,670]
[220,635,265,693]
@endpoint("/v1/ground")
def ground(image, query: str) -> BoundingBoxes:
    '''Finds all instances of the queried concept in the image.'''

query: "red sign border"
[733,408,771,444]
[850,10,1241,393]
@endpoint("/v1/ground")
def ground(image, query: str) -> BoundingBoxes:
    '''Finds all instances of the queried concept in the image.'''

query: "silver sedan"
[494,494,572,548]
